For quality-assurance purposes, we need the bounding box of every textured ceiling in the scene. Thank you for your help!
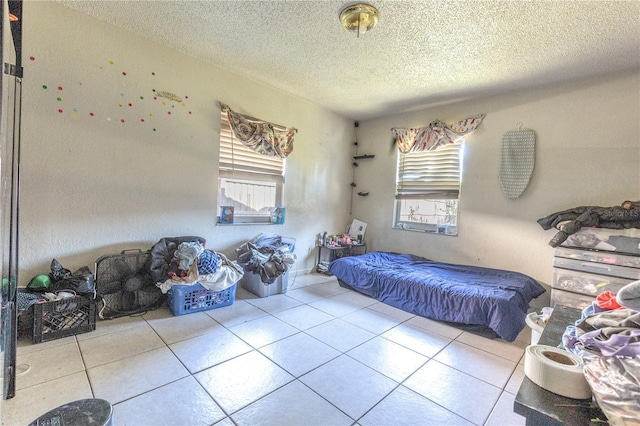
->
[57,0,640,120]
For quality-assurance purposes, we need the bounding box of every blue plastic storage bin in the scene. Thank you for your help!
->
[167,282,236,316]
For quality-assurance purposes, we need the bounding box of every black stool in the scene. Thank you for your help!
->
[29,398,113,426]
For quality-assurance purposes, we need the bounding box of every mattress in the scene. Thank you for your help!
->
[328,251,545,341]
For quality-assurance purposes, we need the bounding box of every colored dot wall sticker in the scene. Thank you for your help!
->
[109,60,114,64]
[42,85,47,89]
[29,56,35,61]
[57,97,62,101]
[58,86,63,91]
[90,113,95,117]
[121,119,125,123]
[122,72,127,76]
[58,109,63,113]
[140,96,144,100]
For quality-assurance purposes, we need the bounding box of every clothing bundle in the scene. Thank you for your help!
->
[149,236,243,293]
[236,233,296,284]
[562,298,640,425]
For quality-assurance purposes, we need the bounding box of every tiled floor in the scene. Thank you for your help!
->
[3,273,530,425]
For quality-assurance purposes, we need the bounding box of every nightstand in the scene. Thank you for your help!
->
[316,244,367,274]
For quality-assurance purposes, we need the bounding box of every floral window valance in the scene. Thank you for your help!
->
[391,114,485,153]
[220,103,297,158]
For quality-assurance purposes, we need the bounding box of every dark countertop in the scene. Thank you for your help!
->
[513,305,608,425]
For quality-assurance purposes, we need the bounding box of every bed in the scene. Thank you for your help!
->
[328,251,545,342]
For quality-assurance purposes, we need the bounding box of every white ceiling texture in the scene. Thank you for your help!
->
[57,0,640,121]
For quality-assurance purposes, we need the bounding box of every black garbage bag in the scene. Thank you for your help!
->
[49,259,95,296]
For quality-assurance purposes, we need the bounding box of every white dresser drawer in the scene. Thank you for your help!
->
[551,289,595,310]
[553,256,640,280]
[552,267,632,296]
[554,247,640,269]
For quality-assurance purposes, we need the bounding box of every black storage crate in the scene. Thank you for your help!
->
[32,296,97,343]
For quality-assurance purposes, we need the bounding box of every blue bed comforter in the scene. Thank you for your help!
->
[328,251,545,341]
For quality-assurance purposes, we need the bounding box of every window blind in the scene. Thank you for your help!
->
[219,111,284,180]
[395,142,462,200]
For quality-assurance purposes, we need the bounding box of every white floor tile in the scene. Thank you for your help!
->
[204,299,269,327]
[170,327,253,373]
[505,364,525,395]
[347,336,428,382]
[1,371,93,426]
[79,323,165,368]
[112,376,225,426]
[485,391,526,426]
[195,350,294,414]
[78,314,147,341]
[331,290,378,308]
[12,273,546,426]
[341,308,402,334]
[299,355,397,420]
[88,346,189,404]
[381,323,452,357]
[366,302,415,322]
[286,282,348,304]
[17,334,77,355]
[229,315,299,348]
[359,385,473,426]
[309,297,366,318]
[145,310,223,344]
[291,273,337,288]
[272,304,333,330]
[434,341,517,388]
[305,318,375,352]
[16,341,84,390]
[405,315,463,339]
[244,294,303,314]
[405,360,501,425]
[213,418,235,426]
[232,380,353,426]
[455,331,526,362]
[259,333,340,377]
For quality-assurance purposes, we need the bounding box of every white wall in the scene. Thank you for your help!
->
[352,71,640,308]
[18,3,640,306]
[18,2,354,283]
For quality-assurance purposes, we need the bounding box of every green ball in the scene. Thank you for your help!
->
[29,274,52,289]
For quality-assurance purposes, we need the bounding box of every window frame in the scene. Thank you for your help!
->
[393,142,463,234]
[217,111,286,224]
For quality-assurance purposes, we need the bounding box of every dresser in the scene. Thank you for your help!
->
[551,245,640,309]
[514,305,607,425]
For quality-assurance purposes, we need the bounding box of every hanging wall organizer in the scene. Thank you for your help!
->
[499,122,536,199]
[350,122,374,214]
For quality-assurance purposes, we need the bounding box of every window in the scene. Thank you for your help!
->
[393,142,463,234]
[218,111,285,223]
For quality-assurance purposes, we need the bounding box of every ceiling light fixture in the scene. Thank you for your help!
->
[339,3,379,38]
